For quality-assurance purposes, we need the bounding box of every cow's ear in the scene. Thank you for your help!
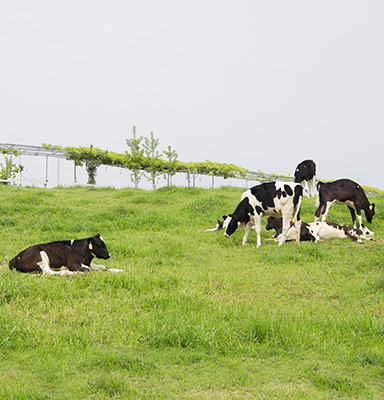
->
[222,215,227,220]
[89,242,93,250]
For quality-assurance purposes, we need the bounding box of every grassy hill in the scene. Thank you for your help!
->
[0,185,383,399]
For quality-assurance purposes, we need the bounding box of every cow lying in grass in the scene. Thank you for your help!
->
[9,234,123,275]
[266,217,374,244]
[308,221,375,243]
[265,216,316,242]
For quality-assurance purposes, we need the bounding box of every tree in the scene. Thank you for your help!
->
[142,132,162,190]
[0,148,23,185]
[126,126,144,189]
[163,145,178,186]
[85,145,101,185]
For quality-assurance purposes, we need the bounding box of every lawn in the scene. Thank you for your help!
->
[0,185,383,399]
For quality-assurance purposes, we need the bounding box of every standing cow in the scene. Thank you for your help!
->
[315,178,375,229]
[223,181,303,247]
[294,159,316,197]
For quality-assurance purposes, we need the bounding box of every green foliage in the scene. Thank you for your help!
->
[125,125,144,188]
[2,186,384,398]
[163,145,178,186]
[142,131,162,190]
[42,141,253,188]
[0,147,23,184]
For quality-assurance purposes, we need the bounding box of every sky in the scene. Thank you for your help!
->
[1,0,384,189]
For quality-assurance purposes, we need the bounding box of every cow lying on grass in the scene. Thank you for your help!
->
[265,216,316,242]
[9,234,123,275]
[266,217,374,244]
[308,221,375,244]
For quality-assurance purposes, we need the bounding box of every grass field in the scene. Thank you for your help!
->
[0,184,383,399]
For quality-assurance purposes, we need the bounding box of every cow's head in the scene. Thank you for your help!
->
[223,214,241,238]
[89,234,111,259]
[365,203,375,223]
[265,216,282,232]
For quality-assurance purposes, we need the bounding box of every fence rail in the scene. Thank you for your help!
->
[1,143,294,189]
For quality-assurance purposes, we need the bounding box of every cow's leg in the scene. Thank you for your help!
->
[321,201,334,222]
[90,263,123,273]
[66,263,91,273]
[38,251,74,276]
[255,220,262,248]
[309,177,315,197]
[314,202,323,221]
[348,206,359,229]
[293,219,302,245]
[304,180,310,198]
[90,263,108,271]
[242,222,254,246]
[278,214,291,246]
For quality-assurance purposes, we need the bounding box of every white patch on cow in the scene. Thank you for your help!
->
[335,200,356,209]
[360,226,374,236]
[90,263,123,273]
[81,264,91,272]
[71,240,75,245]
[38,251,63,275]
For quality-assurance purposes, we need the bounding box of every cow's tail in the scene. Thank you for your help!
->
[293,185,303,222]
[315,181,323,208]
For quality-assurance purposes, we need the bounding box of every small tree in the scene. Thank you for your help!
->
[0,148,23,185]
[142,132,162,190]
[85,145,101,185]
[126,126,144,189]
[163,145,178,186]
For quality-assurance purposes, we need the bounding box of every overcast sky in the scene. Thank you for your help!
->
[1,1,384,189]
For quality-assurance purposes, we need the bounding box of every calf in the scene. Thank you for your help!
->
[9,234,121,275]
[315,179,375,229]
[265,216,316,241]
[308,221,375,243]
[223,181,303,247]
[294,159,316,197]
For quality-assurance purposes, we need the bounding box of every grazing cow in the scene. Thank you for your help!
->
[315,179,375,229]
[223,181,303,247]
[265,216,316,242]
[308,221,375,244]
[9,234,122,275]
[294,159,316,197]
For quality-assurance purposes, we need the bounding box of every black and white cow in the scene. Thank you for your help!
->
[265,216,316,242]
[308,221,375,243]
[223,182,303,247]
[315,179,375,229]
[9,234,122,275]
[294,159,316,197]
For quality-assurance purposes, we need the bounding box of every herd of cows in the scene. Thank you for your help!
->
[207,159,376,246]
[7,159,377,276]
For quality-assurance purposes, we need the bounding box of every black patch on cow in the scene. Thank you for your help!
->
[255,205,263,215]
[225,197,254,237]
[284,185,293,197]
[294,160,316,183]
[250,182,277,211]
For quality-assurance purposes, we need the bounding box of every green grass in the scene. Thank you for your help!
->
[1,184,384,399]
